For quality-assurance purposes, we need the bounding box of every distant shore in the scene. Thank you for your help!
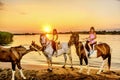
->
[0,63,120,80]
[13,30,120,35]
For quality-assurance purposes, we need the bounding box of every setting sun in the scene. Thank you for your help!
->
[43,25,52,33]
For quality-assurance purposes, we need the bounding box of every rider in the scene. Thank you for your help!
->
[52,29,58,42]
[87,27,97,57]
[52,29,60,56]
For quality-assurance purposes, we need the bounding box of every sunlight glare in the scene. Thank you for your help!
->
[43,25,52,33]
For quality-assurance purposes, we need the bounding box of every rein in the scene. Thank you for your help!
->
[30,45,41,55]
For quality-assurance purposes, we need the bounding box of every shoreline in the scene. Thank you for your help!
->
[0,63,120,80]
[0,62,120,71]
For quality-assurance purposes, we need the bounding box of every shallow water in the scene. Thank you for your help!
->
[3,34,120,70]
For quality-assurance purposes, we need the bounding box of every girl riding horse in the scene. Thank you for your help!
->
[70,32,111,74]
[34,33,74,72]
[86,27,97,57]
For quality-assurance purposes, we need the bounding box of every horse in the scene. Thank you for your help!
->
[70,32,111,74]
[31,34,74,72]
[0,42,37,80]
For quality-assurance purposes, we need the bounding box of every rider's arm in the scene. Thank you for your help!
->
[55,34,58,41]
[53,34,58,41]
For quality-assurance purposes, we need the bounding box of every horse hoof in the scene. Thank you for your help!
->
[47,68,52,72]
[87,72,90,75]
[22,77,26,80]
[79,71,82,73]
[70,67,74,71]
[97,72,100,74]
[62,66,65,68]
[79,69,83,73]
[70,66,73,69]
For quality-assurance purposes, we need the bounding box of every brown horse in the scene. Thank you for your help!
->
[70,32,88,66]
[0,43,37,80]
[70,32,111,74]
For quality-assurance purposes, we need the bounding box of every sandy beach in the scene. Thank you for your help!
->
[0,63,120,80]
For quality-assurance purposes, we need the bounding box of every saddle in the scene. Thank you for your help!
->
[51,40,57,51]
[86,41,97,49]
[51,40,61,56]
[90,41,97,49]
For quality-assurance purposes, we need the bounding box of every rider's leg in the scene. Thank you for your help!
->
[88,42,94,55]
[88,42,92,51]
[55,42,61,57]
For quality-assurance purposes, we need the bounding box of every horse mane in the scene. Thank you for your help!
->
[10,45,27,55]
[13,45,24,48]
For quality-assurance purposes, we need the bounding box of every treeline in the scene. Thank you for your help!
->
[13,30,120,35]
[59,30,120,35]
[14,33,39,35]
[0,31,13,45]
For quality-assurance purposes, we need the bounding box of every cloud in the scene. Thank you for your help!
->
[0,1,4,10]
[0,1,4,6]
[19,12,27,15]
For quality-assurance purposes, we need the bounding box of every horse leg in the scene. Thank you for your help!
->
[83,56,90,75]
[80,57,83,65]
[11,62,16,80]
[84,56,88,65]
[79,57,83,73]
[97,59,106,74]
[85,58,90,75]
[101,58,109,72]
[47,57,52,72]
[68,52,73,68]
[17,61,26,79]
[62,53,67,68]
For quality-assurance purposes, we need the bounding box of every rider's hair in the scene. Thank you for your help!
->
[53,29,58,35]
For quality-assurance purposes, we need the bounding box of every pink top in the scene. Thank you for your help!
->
[90,33,95,39]
[89,33,95,43]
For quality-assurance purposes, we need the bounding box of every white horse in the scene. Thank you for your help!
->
[31,34,74,71]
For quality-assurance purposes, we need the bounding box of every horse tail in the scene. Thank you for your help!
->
[108,53,111,70]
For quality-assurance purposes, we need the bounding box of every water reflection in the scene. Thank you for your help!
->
[4,34,120,70]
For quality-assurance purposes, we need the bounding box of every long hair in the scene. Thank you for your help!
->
[89,27,96,34]
[53,29,58,35]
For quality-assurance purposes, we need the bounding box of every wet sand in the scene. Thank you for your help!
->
[0,63,120,80]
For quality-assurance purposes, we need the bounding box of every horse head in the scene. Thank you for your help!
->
[40,33,48,46]
[29,41,42,51]
[69,32,79,45]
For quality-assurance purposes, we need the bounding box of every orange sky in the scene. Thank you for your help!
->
[0,0,120,33]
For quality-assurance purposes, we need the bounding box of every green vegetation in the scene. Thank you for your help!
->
[13,30,120,35]
[0,31,13,45]
[59,30,120,35]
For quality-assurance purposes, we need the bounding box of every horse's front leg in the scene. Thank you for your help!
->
[62,53,67,68]
[83,56,90,75]
[68,52,73,68]
[47,57,52,72]
[79,57,83,73]
[17,61,26,79]
[11,62,16,80]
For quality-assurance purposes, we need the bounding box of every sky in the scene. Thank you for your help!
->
[0,0,120,33]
